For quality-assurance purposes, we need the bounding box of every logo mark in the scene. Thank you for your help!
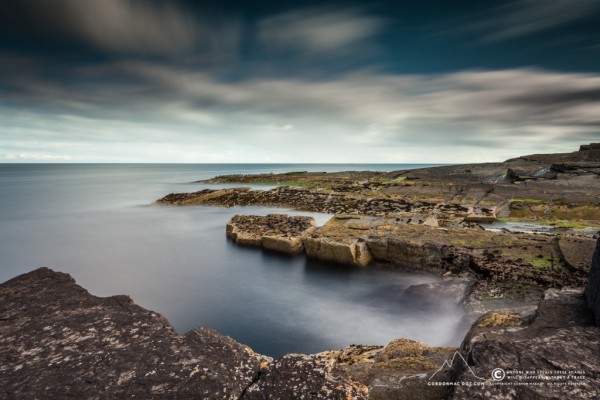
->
[429,351,486,381]
[491,368,506,381]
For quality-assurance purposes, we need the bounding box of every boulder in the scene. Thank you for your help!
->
[557,236,597,272]
[451,288,600,399]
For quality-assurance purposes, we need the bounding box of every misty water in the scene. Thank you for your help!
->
[0,163,467,357]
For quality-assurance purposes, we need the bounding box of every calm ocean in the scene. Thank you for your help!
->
[0,163,467,357]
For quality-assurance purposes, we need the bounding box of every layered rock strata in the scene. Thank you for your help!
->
[226,213,596,288]
[226,214,316,255]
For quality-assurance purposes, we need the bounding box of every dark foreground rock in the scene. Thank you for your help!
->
[0,268,363,400]
[242,353,368,399]
[451,288,600,399]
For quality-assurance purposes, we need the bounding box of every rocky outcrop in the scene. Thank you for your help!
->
[158,186,418,215]
[368,339,457,400]
[157,186,498,226]
[585,238,600,325]
[462,280,543,324]
[242,353,368,399]
[320,340,457,400]
[224,212,595,287]
[159,146,600,239]
[226,214,316,255]
[191,144,600,207]
[302,215,592,287]
[0,268,270,399]
[304,236,373,267]
[0,268,364,400]
[451,288,600,399]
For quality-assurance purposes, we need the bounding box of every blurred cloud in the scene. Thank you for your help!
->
[1,55,599,162]
[17,0,240,57]
[259,8,385,55]
[470,0,600,43]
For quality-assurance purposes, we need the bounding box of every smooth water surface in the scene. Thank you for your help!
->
[0,163,466,357]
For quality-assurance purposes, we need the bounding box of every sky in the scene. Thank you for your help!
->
[1,0,600,163]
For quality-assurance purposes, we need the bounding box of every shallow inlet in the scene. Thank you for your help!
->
[0,164,466,358]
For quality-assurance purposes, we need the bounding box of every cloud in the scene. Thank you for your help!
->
[18,0,240,57]
[1,57,600,162]
[470,0,600,43]
[258,8,385,57]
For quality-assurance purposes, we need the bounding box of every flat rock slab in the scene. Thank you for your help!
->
[226,214,317,254]
[306,215,593,286]
[0,268,271,400]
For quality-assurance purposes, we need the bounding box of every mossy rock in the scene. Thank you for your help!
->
[373,338,457,373]
[477,312,524,328]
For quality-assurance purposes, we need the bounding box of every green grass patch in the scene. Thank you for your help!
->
[511,198,545,204]
[531,256,555,269]
[250,180,330,189]
[548,220,596,229]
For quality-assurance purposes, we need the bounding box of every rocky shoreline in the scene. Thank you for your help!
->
[1,240,599,399]
[157,144,600,327]
[2,144,600,398]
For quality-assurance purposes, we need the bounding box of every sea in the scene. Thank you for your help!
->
[0,163,468,358]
